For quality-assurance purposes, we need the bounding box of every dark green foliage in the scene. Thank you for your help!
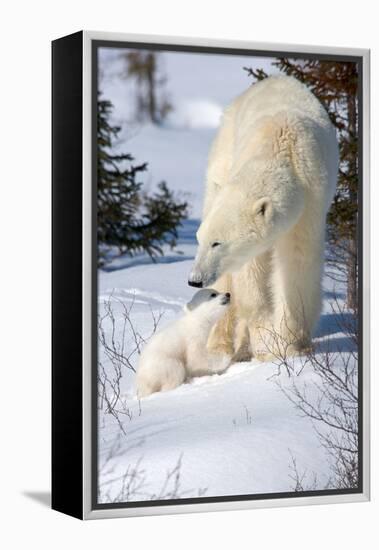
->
[244,60,358,309]
[97,97,188,266]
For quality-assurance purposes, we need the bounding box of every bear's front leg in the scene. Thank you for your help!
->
[206,306,235,357]
[269,219,325,359]
[246,304,313,362]
[206,273,235,358]
[232,319,252,362]
[233,251,273,361]
[206,352,232,374]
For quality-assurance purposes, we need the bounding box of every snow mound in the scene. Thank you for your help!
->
[97,232,356,503]
[167,98,223,129]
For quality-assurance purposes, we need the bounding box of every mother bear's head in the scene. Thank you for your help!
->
[188,188,275,288]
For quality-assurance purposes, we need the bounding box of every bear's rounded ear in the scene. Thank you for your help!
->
[183,303,192,313]
[252,197,272,219]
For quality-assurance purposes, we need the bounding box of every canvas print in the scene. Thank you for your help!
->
[95,44,360,506]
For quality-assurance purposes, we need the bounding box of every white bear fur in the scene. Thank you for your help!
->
[136,293,231,397]
[189,75,339,359]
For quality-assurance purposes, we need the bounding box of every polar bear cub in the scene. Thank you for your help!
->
[136,289,231,397]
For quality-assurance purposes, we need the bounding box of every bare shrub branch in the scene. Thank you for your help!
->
[288,451,332,492]
[98,453,207,504]
[98,293,163,433]
[261,295,359,490]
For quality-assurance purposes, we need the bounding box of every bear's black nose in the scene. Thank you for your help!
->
[188,280,203,288]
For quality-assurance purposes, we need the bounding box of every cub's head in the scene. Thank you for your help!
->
[184,289,231,322]
[188,188,274,288]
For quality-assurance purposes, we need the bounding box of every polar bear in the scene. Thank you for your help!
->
[136,289,231,397]
[188,75,339,360]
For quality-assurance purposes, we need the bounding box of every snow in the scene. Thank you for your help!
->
[97,221,354,503]
[96,48,356,504]
[165,98,223,129]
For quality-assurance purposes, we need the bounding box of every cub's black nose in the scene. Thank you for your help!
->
[225,292,231,298]
[188,280,203,288]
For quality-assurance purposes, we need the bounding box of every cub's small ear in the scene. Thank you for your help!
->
[183,303,193,313]
[252,197,272,219]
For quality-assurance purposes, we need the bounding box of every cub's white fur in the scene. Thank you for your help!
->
[136,290,231,397]
[188,75,339,359]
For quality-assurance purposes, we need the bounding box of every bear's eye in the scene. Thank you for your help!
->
[211,241,221,248]
[210,293,217,298]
